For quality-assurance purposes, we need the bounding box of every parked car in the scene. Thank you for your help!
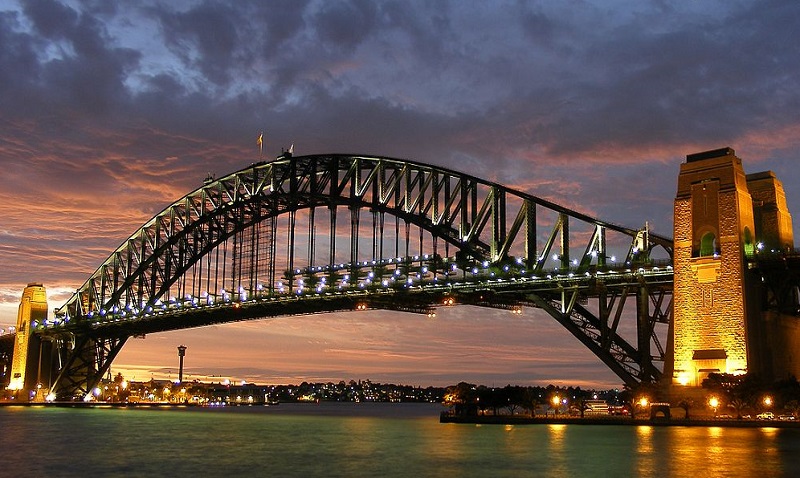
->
[777,414,796,421]
[757,412,774,420]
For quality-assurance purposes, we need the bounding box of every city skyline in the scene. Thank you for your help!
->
[2,1,800,389]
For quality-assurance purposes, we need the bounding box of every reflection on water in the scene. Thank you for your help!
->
[636,426,655,476]
[706,426,726,473]
[1,404,799,477]
[667,426,788,478]
[544,424,568,475]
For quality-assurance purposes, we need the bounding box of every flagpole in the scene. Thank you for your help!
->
[257,132,264,159]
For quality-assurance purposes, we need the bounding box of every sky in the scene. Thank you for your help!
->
[1,0,799,390]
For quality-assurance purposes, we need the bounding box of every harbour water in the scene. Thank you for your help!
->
[2,402,800,477]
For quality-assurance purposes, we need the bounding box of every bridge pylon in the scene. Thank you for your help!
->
[669,147,797,390]
[8,283,49,400]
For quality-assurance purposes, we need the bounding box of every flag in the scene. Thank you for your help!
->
[257,132,263,157]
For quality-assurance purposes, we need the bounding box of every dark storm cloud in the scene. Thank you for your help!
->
[1,0,140,117]
[311,0,379,53]
[1,0,798,163]
[0,12,45,109]
[541,0,800,155]
[155,1,250,87]
[23,0,79,39]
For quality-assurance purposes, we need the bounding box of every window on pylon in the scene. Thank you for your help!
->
[700,232,717,257]
[743,227,754,256]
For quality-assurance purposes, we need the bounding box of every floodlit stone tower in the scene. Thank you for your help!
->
[8,283,48,396]
[671,147,796,387]
[746,171,794,253]
[671,148,756,386]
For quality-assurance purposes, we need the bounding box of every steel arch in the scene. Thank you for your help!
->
[42,153,673,399]
[55,153,671,322]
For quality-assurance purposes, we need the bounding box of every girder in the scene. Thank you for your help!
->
[750,253,800,314]
[47,334,127,400]
[36,153,674,398]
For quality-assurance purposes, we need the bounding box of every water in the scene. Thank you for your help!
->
[2,403,800,477]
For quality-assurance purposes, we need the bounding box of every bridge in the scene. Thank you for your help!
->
[2,148,797,401]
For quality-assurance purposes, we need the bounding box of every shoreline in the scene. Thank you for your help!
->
[3,401,799,429]
[0,401,206,409]
[440,413,800,428]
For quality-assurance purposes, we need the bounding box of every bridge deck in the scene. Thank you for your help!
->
[36,264,673,337]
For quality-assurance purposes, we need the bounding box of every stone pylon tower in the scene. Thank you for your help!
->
[8,283,48,397]
[746,171,794,253]
[671,147,795,387]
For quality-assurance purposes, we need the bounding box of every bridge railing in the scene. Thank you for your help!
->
[38,254,673,331]
[745,247,800,262]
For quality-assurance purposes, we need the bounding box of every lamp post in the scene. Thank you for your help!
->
[709,397,720,417]
[637,397,649,418]
[177,345,187,384]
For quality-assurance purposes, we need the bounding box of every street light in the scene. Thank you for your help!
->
[709,397,720,416]
[552,395,561,416]
[637,397,649,418]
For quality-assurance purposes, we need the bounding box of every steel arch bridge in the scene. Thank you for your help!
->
[35,152,674,400]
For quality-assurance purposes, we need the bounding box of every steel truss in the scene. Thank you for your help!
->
[41,153,673,399]
[46,334,127,401]
[750,254,800,314]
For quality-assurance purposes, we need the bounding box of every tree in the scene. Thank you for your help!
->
[676,397,694,419]
[620,381,660,418]
[785,399,800,419]
[574,397,593,418]
[476,386,505,415]
[521,387,541,417]
[447,382,479,416]
[728,397,748,419]
[502,385,530,415]
[772,376,800,408]
[110,372,130,402]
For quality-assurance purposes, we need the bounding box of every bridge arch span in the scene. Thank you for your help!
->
[40,153,672,400]
[56,153,670,322]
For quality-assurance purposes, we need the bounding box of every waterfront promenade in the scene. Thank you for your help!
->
[4,400,799,429]
[440,412,800,428]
